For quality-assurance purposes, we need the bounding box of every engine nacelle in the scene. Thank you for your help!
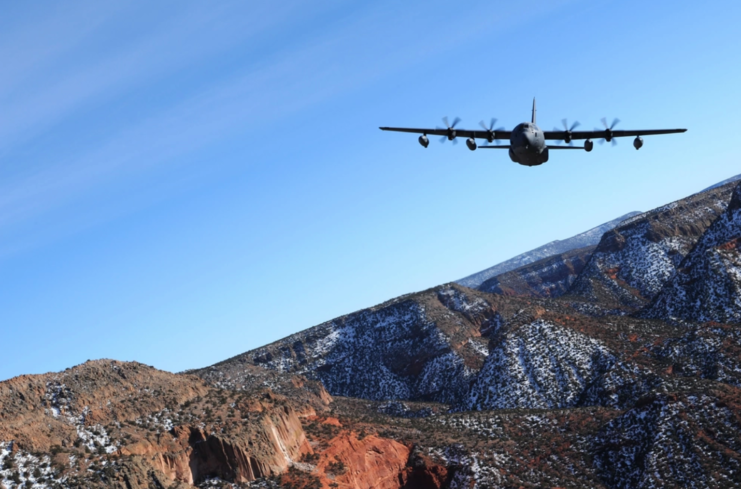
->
[584,139,594,152]
[466,137,477,151]
[633,136,643,150]
[419,135,429,148]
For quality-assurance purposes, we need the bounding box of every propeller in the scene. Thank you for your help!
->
[479,118,505,143]
[597,117,620,146]
[437,116,461,144]
[554,119,581,145]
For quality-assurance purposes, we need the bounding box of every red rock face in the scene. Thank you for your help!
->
[313,432,411,489]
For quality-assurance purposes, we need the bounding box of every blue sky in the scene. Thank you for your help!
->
[1,0,740,380]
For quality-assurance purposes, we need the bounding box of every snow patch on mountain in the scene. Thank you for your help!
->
[465,320,616,410]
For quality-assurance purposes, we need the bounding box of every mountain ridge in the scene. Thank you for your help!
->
[456,211,641,288]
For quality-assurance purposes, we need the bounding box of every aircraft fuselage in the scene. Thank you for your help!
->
[509,122,548,167]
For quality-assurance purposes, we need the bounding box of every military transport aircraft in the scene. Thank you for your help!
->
[379,99,686,167]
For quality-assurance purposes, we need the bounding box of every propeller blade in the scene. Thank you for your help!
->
[489,118,496,130]
[601,117,608,129]
[451,117,461,128]
[439,135,448,143]
[610,118,620,130]
[611,138,618,147]
[452,138,459,145]
[443,116,450,128]
[562,119,581,132]
[479,120,488,131]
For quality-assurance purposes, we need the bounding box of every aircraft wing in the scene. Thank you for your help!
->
[543,128,687,140]
[379,126,512,141]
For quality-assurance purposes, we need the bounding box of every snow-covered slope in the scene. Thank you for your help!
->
[202,284,504,404]
[463,318,660,411]
[457,212,640,288]
[643,183,741,323]
[465,319,614,410]
[477,245,595,297]
[568,181,737,308]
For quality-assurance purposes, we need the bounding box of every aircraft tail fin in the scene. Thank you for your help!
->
[531,98,536,124]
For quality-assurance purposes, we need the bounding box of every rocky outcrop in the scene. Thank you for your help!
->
[120,409,311,484]
[568,181,737,308]
[643,183,741,323]
[478,245,596,297]
[457,212,640,288]
[312,432,410,489]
